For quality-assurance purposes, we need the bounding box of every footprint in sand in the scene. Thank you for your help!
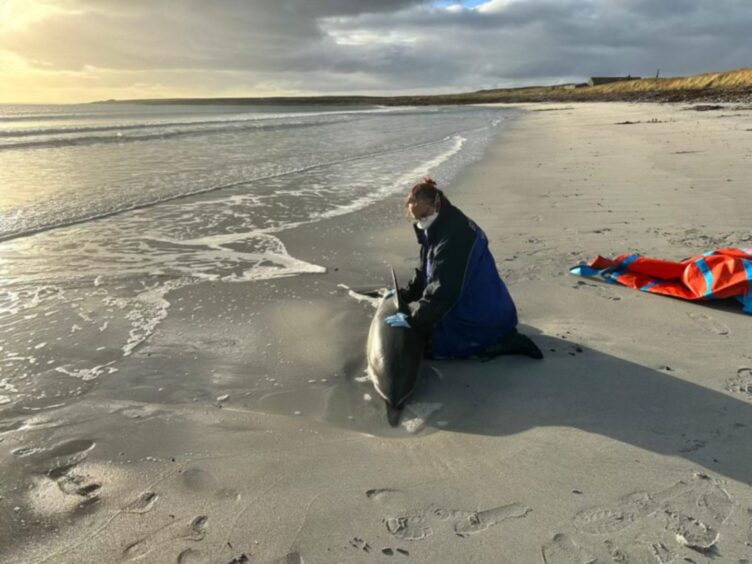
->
[123,491,159,514]
[364,487,408,511]
[385,513,434,541]
[572,507,638,535]
[661,474,733,521]
[214,487,241,502]
[541,534,596,564]
[177,548,204,564]
[453,503,532,536]
[365,488,401,500]
[123,515,208,560]
[23,440,103,516]
[26,468,102,516]
[385,503,531,541]
[678,438,706,453]
[572,479,704,537]
[569,475,734,560]
[694,479,734,525]
[56,470,102,508]
[180,466,220,492]
[662,510,719,551]
[179,515,209,541]
[726,368,752,399]
[33,438,96,476]
[687,312,729,336]
[644,541,678,564]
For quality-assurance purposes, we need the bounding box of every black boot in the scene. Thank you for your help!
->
[483,329,543,360]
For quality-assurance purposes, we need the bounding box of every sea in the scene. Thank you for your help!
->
[0,102,515,413]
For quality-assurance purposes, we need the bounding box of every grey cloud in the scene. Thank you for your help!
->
[4,0,423,72]
[323,0,752,84]
[2,0,751,96]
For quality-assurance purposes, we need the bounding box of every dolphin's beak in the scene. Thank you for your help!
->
[386,402,402,427]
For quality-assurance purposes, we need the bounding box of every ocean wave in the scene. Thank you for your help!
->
[0,106,455,151]
[0,112,102,123]
[0,116,366,151]
[0,108,389,139]
[0,106,475,143]
[0,119,245,138]
[0,104,420,129]
[0,131,481,244]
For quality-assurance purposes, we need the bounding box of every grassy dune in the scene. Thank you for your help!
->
[433,67,752,104]
[593,67,752,92]
[102,67,752,106]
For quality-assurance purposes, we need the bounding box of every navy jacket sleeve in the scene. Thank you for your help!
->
[408,226,476,334]
[402,267,425,303]
[401,227,427,303]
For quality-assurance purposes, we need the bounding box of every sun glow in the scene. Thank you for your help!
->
[0,0,64,33]
[0,1,95,103]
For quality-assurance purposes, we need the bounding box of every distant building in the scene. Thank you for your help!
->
[560,83,589,90]
[588,76,641,86]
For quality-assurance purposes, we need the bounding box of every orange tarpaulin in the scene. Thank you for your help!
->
[570,247,752,313]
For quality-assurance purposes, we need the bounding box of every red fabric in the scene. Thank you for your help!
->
[588,248,752,301]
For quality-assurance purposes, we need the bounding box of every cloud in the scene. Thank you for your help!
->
[1,0,751,102]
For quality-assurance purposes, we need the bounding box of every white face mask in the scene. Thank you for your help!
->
[416,211,439,230]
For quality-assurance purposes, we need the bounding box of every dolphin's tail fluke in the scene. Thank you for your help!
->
[385,401,402,427]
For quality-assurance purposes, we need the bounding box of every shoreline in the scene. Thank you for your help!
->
[2,102,752,563]
[91,67,752,106]
[91,91,752,107]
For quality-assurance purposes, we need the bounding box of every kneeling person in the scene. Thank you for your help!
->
[386,178,542,360]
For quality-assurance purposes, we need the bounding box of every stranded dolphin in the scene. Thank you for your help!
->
[366,268,425,427]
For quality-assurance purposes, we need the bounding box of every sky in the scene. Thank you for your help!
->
[0,0,750,103]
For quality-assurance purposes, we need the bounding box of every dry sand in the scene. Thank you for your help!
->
[1,102,751,563]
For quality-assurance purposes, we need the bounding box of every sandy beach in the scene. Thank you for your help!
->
[2,102,751,563]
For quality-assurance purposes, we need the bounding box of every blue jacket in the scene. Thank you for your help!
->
[403,194,518,358]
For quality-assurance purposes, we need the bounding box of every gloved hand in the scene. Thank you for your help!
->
[385,312,411,328]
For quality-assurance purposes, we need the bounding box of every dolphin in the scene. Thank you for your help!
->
[366,268,425,427]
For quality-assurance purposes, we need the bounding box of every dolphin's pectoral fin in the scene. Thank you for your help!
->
[385,402,402,427]
[350,288,384,298]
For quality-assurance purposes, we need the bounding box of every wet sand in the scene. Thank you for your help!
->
[2,102,752,563]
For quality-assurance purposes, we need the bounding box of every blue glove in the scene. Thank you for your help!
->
[383,288,395,298]
[385,312,411,328]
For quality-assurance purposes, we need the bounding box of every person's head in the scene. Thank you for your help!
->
[405,177,442,222]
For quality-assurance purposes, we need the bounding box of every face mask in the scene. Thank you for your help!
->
[416,211,439,230]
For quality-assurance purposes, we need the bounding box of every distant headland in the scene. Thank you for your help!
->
[97,67,752,106]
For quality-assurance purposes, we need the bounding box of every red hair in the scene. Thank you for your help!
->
[407,177,441,206]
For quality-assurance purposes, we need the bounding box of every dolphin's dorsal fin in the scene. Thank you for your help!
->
[390,266,406,312]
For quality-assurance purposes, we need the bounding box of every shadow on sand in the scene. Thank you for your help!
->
[415,325,752,486]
